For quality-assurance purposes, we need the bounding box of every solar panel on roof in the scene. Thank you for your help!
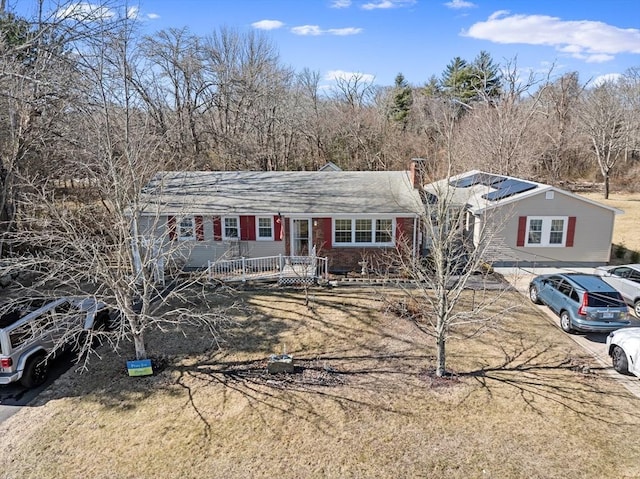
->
[450,173,482,188]
[451,173,507,188]
[482,179,537,201]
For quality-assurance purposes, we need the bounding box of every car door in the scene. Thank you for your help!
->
[554,279,577,315]
[603,267,633,303]
[539,276,563,313]
[626,269,640,304]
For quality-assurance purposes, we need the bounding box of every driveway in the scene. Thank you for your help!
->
[495,266,640,399]
[0,352,76,424]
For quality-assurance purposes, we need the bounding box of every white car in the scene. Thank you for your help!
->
[594,264,640,317]
[606,327,640,377]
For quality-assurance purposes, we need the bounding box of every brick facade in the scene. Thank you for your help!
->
[313,217,417,274]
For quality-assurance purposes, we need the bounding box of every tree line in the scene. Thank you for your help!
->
[2,3,640,213]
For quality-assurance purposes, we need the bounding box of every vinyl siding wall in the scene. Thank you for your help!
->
[138,215,285,269]
[138,214,417,272]
[483,190,615,266]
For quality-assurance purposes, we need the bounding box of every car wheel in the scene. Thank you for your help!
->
[560,311,574,333]
[634,300,640,318]
[529,285,542,304]
[20,353,48,389]
[612,345,629,374]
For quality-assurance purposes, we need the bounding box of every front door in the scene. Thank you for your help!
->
[292,219,311,256]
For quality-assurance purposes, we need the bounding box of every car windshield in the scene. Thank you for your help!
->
[587,291,625,308]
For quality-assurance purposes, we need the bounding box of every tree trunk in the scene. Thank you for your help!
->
[436,331,446,377]
[133,332,147,360]
[604,173,610,200]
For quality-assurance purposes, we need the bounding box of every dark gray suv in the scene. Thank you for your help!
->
[529,273,633,333]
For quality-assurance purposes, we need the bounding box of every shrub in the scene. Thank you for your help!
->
[630,250,640,264]
[614,243,627,259]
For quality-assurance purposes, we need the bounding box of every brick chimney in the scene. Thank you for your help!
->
[409,158,426,189]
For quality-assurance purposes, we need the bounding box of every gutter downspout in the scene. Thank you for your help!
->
[413,216,418,261]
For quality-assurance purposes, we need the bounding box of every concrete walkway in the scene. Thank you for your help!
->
[495,266,640,399]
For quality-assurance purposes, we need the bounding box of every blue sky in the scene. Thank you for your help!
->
[16,0,640,87]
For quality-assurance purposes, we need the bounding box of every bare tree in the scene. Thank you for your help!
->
[534,72,587,182]
[0,2,85,239]
[453,59,551,177]
[577,80,628,198]
[618,68,640,175]
[2,3,233,364]
[199,27,295,171]
[386,108,516,377]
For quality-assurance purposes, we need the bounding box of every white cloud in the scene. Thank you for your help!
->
[361,0,416,10]
[147,13,160,20]
[463,12,640,63]
[331,0,352,7]
[488,10,510,21]
[583,54,615,63]
[325,70,376,83]
[291,25,362,36]
[327,27,363,35]
[252,19,285,31]
[292,25,323,36]
[127,6,138,19]
[55,2,114,21]
[444,0,477,9]
[591,73,622,86]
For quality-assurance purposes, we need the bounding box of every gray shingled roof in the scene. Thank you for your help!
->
[425,170,622,214]
[138,170,424,216]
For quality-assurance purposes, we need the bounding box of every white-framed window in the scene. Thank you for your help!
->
[178,217,195,241]
[223,216,239,240]
[333,218,394,246]
[256,216,274,241]
[525,216,567,247]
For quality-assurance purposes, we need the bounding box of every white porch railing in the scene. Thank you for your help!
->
[208,253,329,284]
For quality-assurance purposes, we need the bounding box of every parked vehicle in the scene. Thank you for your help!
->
[529,273,632,333]
[0,297,110,388]
[606,327,640,376]
[594,264,640,317]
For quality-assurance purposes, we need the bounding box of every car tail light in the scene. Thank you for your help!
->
[0,357,12,368]
[578,293,588,316]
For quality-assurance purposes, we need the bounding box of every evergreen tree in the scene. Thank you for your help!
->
[440,56,475,105]
[440,52,502,105]
[423,75,441,97]
[389,72,413,127]
[471,50,501,101]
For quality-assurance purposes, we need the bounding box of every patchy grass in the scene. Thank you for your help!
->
[1,286,640,479]
[580,191,640,261]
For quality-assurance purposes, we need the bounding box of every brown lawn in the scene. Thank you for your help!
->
[580,191,640,258]
[1,286,640,479]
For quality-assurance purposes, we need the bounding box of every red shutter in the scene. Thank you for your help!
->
[322,218,332,250]
[240,216,256,241]
[195,216,204,241]
[213,216,222,241]
[168,216,176,241]
[516,216,527,247]
[274,215,283,241]
[566,216,576,247]
[396,218,405,243]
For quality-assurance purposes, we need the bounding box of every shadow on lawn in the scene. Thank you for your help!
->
[168,349,434,439]
[25,285,640,442]
[459,339,640,425]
